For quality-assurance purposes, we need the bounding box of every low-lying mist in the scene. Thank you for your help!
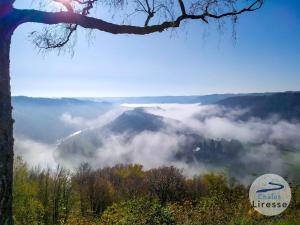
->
[14,103,300,184]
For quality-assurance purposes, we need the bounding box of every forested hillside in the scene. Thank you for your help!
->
[13,157,300,225]
[216,92,300,121]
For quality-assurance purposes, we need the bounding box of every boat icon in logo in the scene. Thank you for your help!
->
[256,181,284,193]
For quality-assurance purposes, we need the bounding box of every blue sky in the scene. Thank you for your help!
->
[11,0,300,97]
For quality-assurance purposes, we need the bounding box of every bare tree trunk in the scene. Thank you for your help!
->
[0,25,14,225]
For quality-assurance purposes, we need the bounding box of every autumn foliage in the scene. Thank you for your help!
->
[13,157,300,225]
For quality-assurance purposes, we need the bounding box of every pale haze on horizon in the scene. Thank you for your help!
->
[10,0,300,97]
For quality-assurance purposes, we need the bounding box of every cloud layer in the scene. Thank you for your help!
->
[14,136,58,169]
[15,103,300,183]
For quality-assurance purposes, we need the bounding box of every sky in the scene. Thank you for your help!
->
[10,0,300,97]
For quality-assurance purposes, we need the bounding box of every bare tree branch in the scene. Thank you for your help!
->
[178,0,186,15]
[15,0,263,35]
[29,0,98,49]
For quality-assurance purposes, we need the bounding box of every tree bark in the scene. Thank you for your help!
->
[0,22,14,225]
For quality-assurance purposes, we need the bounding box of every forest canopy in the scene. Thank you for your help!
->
[13,156,300,225]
